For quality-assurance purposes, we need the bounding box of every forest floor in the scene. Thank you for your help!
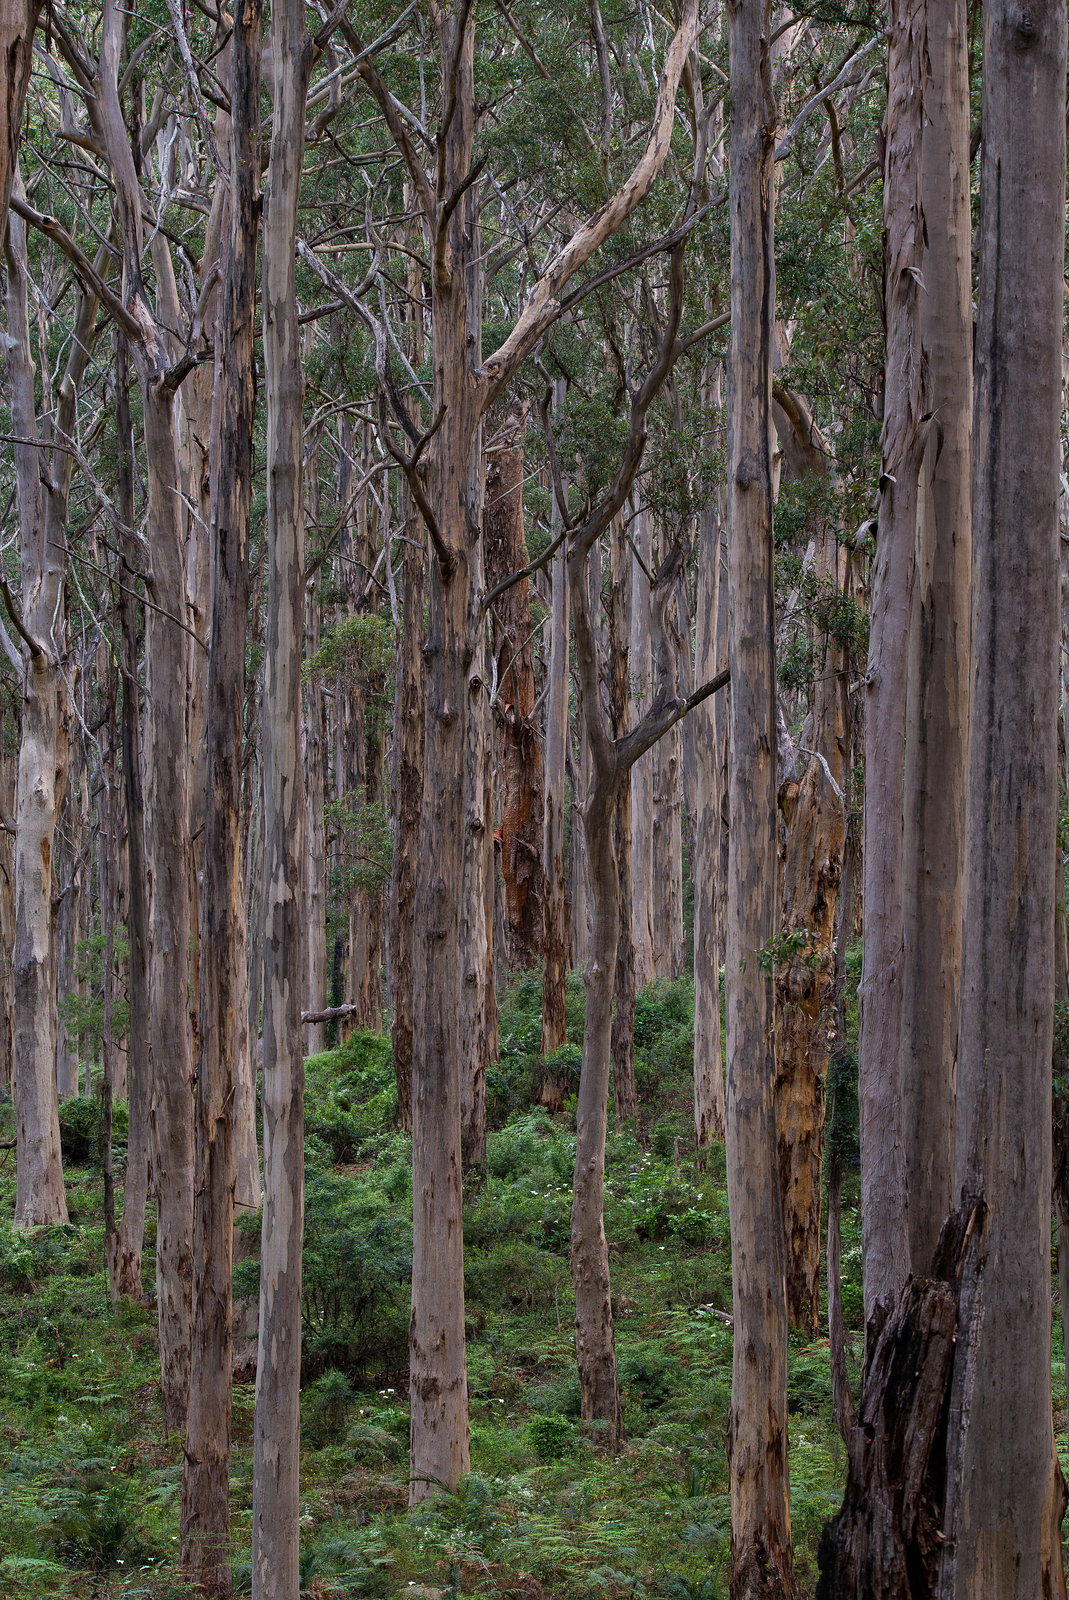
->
[1,969,1060,1600]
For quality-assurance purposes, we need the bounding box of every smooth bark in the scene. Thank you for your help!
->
[939,0,1068,1589]
[253,2,310,1592]
[181,7,261,1588]
[724,0,795,1590]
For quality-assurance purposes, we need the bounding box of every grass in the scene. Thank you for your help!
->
[0,971,864,1599]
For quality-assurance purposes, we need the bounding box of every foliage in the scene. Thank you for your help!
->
[58,932,130,1065]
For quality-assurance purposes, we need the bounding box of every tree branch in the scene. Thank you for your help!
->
[479,0,699,402]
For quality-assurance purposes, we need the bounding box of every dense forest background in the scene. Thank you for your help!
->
[0,0,1065,1596]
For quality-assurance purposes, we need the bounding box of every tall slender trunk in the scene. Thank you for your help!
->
[938,0,1068,1590]
[111,334,150,1300]
[7,188,99,1227]
[609,517,637,1123]
[692,505,726,1144]
[629,505,655,989]
[569,554,625,1445]
[900,0,971,1275]
[858,0,926,1328]
[181,9,261,1589]
[252,3,310,1594]
[389,510,424,1134]
[542,529,571,1057]
[724,0,795,1590]
[303,582,328,1057]
[461,531,494,1173]
[774,758,844,1330]
[486,399,545,970]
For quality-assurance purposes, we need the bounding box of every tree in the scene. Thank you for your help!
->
[723,0,796,1588]
[180,1,261,1589]
[938,0,1068,1588]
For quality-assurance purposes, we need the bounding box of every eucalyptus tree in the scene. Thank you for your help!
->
[538,250,730,1439]
[723,0,796,1587]
[295,0,701,1497]
[180,0,262,1588]
[4,194,103,1228]
[938,0,1067,1587]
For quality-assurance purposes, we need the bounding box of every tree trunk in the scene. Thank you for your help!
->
[692,506,726,1144]
[542,535,571,1057]
[389,509,423,1134]
[181,8,261,1588]
[775,757,844,1331]
[858,0,925,1329]
[7,188,94,1227]
[302,583,328,1058]
[569,549,625,1449]
[111,333,151,1301]
[724,0,795,1589]
[461,537,494,1174]
[486,398,545,971]
[629,505,656,990]
[252,3,309,1592]
[0,3,40,235]
[939,1,1068,1589]
[608,516,637,1124]
[900,0,971,1276]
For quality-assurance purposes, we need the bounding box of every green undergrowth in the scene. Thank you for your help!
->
[0,974,862,1599]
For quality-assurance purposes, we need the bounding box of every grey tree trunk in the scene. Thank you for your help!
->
[181,7,261,1589]
[111,334,151,1301]
[7,193,76,1228]
[900,0,972,1275]
[858,0,925,1329]
[692,506,726,1144]
[724,0,796,1590]
[542,538,571,1057]
[389,508,424,1134]
[938,0,1068,1590]
[629,505,656,989]
[252,3,310,1594]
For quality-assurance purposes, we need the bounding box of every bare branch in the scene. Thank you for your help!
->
[9,194,139,338]
[479,0,699,401]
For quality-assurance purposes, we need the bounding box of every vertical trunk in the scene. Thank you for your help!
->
[7,192,94,1227]
[461,538,494,1173]
[181,9,261,1590]
[692,505,726,1144]
[629,505,656,989]
[724,0,795,1590]
[858,0,925,1327]
[485,399,546,970]
[0,742,15,1097]
[141,365,195,1431]
[542,537,571,1056]
[0,3,40,233]
[408,12,479,1501]
[252,3,309,1592]
[774,758,844,1331]
[939,0,1068,1591]
[569,552,625,1448]
[652,712,684,980]
[54,811,83,1102]
[303,584,328,1057]
[608,517,637,1123]
[900,0,972,1276]
[389,509,424,1134]
[111,334,151,1301]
